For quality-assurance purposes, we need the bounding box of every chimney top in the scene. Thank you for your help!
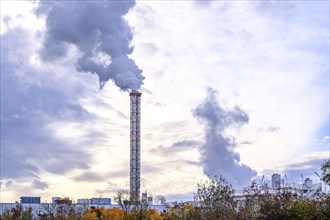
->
[130,90,142,96]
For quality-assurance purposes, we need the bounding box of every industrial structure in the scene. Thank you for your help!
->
[234,174,323,202]
[141,192,154,206]
[271,173,281,189]
[129,90,142,203]
[0,196,165,217]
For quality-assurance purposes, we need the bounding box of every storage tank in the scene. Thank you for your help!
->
[154,195,166,205]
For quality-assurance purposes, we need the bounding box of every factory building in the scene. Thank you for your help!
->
[90,198,111,205]
[141,192,154,206]
[20,197,40,204]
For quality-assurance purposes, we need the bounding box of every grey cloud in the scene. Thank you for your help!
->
[149,140,199,155]
[147,101,165,108]
[74,168,129,183]
[2,150,40,180]
[133,3,157,29]
[257,126,281,133]
[140,43,159,54]
[94,182,123,195]
[2,15,12,26]
[142,164,161,174]
[1,28,103,181]
[153,102,165,107]
[6,180,13,188]
[74,172,106,183]
[115,110,128,120]
[263,157,326,184]
[149,145,168,154]
[109,169,129,179]
[0,179,13,189]
[36,0,144,91]
[160,121,189,133]
[32,179,48,190]
[141,87,153,95]
[92,99,113,109]
[144,133,153,140]
[81,130,109,147]
[194,0,212,7]
[185,160,200,166]
[266,126,281,132]
[92,99,128,119]
[193,88,256,187]
[240,141,255,145]
[154,70,165,78]
[172,140,201,148]
[254,1,294,17]
[194,1,232,14]
[284,158,326,173]
[216,27,234,37]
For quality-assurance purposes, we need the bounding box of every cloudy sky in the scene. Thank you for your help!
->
[1,0,329,203]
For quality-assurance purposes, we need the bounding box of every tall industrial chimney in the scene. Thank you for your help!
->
[130,90,141,203]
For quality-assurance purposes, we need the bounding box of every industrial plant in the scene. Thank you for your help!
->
[0,91,327,218]
[0,174,324,216]
[233,173,323,201]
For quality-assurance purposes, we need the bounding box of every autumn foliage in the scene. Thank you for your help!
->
[81,206,162,220]
[82,207,126,220]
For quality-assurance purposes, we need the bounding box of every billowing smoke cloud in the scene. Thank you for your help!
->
[36,0,144,91]
[193,88,256,186]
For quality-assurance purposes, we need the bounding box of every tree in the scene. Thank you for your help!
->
[0,202,33,220]
[165,204,201,220]
[321,158,330,186]
[287,199,324,220]
[194,176,237,220]
[82,207,126,220]
[114,190,133,213]
[39,197,86,220]
[256,189,297,220]
[129,208,162,220]
[236,180,263,219]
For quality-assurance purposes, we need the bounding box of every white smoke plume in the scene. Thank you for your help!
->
[193,88,257,186]
[36,0,144,91]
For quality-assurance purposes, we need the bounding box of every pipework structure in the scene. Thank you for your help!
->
[130,90,141,203]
